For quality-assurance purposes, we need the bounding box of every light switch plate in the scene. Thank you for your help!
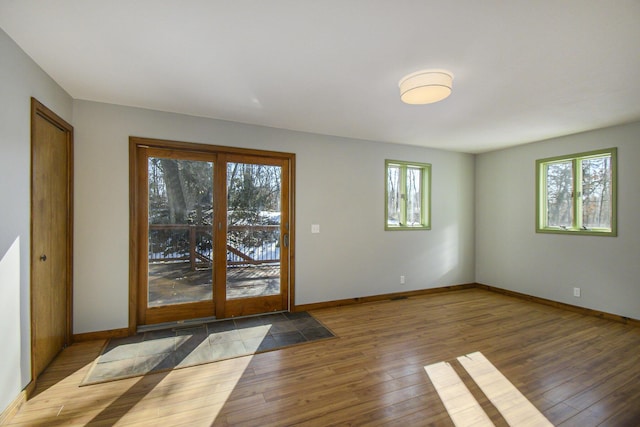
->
[311,224,320,233]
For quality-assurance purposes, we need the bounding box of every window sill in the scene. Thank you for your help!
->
[536,227,616,237]
[385,225,431,231]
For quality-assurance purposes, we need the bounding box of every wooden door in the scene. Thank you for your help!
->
[130,138,295,328]
[30,98,73,379]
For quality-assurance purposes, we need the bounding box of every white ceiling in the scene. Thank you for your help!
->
[2,1,640,153]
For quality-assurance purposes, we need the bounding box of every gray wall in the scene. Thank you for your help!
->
[476,122,640,320]
[0,29,73,415]
[72,100,476,333]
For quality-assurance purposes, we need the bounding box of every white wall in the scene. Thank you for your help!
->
[476,122,640,320]
[0,29,73,415]
[72,100,476,333]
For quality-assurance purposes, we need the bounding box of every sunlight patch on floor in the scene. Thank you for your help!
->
[424,361,494,426]
[125,349,256,425]
[457,351,553,427]
[425,351,554,427]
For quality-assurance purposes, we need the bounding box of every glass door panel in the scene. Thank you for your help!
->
[226,162,282,300]
[132,138,293,326]
[147,157,214,307]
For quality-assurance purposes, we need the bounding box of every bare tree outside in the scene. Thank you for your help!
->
[147,158,214,306]
[406,167,422,226]
[146,158,285,306]
[582,156,612,229]
[387,165,400,225]
[226,162,282,299]
[543,153,613,231]
[545,161,573,228]
[386,161,430,229]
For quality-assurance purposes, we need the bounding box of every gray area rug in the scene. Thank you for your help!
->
[81,311,335,385]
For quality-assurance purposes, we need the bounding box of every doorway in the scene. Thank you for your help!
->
[130,138,295,329]
[30,98,73,380]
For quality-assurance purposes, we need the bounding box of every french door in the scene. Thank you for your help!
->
[130,138,294,327]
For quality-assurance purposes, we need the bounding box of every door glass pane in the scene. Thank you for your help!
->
[545,161,573,228]
[387,165,401,226]
[581,155,612,229]
[148,157,214,307]
[226,162,281,299]
[406,167,422,226]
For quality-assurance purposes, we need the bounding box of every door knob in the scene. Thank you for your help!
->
[40,254,47,261]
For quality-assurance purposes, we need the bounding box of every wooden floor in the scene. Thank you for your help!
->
[6,289,640,426]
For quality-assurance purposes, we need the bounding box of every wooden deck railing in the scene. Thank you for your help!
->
[148,224,280,270]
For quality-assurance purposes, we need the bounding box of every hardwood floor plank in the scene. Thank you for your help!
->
[7,289,640,426]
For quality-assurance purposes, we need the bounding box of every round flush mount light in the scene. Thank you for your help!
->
[399,69,454,104]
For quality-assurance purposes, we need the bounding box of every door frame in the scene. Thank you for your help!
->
[128,137,296,333]
[30,98,74,381]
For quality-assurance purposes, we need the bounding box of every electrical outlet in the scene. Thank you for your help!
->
[400,275,405,285]
[573,287,581,297]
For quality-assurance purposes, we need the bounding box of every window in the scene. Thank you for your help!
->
[536,147,617,236]
[385,160,431,230]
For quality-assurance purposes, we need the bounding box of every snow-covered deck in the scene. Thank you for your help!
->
[148,262,280,307]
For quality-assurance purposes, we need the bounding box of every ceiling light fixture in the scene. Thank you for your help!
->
[399,69,454,105]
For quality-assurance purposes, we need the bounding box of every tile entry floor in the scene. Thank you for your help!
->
[82,311,335,385]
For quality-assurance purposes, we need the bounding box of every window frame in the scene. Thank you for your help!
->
[385,159,431,231]
[536,147,617,236]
